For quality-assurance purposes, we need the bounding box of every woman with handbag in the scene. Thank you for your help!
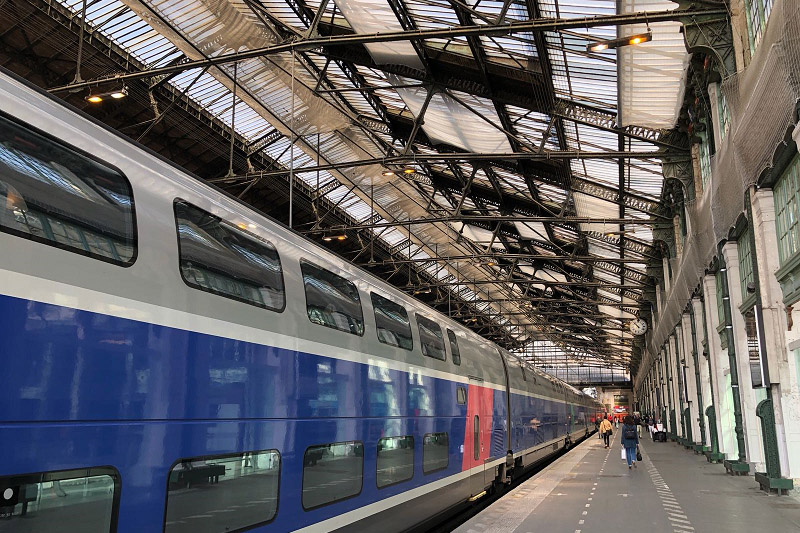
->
[620,415,640,469]
[599,416,613,448]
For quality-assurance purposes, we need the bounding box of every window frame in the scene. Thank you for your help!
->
[300,259,365,336]
[370,291,413,351]
[774,154,800,266]
[375,435,415,489]
[422,432,449,475]
[163,450,282,533]
[173,199,287,312]
[0,465,121,532]
[737,226,756,310]
[456,386,467,405]
[301,440,364,511]
[0,110,138,267]
[446,328,461,366]
[416,313,446,361]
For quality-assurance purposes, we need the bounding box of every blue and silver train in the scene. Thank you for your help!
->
[0,68,602,532]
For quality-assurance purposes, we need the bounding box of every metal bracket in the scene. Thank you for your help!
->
[662,158,696,202]
[680,7,736,77]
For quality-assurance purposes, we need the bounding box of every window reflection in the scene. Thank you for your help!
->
[377,436,414,488]
[0,468,117,533]
[416,314,445,360]
[302,442,363,509]
[165,451,280,533]
[0,114,135,264]
[175,201,285,311]
[301,261,364,335]
[371,292,413,350]
[423,433,449,474]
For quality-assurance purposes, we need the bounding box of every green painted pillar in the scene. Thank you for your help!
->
[755,398,780,479]
[663,347,675,438]
[670,409,677,441]
[706,405,720,454]
[718,254,748,464]
[684,407,693,443]
[674,334,686,441]
[688,303,707,447]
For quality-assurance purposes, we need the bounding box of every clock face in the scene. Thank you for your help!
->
[630,318,648,335]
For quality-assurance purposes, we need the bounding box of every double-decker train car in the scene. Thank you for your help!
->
[0,67,602,533]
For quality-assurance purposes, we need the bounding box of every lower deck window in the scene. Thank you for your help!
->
[376,436,414,488]
[302,441,363,509]
[165,450,280,533]
[423,433,449,474]
[0,467,119,532]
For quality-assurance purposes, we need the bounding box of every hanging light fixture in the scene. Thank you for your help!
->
[84,86,128,103]
[586,31,652,53]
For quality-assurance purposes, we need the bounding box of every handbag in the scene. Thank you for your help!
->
[621,447,626,460]
[636,446,643,462]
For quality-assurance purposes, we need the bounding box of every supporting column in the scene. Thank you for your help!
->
[721,243,762,473]
[666,338,679,441]
[683,311,703,449]
[750,189,798,488]
[693,297,724,461]
[674,327,690,445]
[702,274,736,459]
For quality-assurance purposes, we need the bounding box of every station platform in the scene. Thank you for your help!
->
[454,434,800,533]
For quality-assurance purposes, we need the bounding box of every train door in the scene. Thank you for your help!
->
[465,376,492,496]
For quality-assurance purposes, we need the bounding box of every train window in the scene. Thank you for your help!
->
[457,386,467,405]
[301,261,364,336]
[371,292,413,350]
[0,113,136,265]
[174,201,285,311]
[416,314,445,361]
[165,451,280,533]
[0,466,119,532]
[422,433,449,474]
[376,436,414,488]
[302,441,363,510]
[446,329,461,366]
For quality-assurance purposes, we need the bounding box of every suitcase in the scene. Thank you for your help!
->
[653,431,667,442]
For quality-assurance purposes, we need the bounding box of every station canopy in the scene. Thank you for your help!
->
[55,0,700,376]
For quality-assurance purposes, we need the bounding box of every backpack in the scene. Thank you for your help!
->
[623,426,636,440]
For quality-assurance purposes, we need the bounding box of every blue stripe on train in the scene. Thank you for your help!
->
[0,293,580,531]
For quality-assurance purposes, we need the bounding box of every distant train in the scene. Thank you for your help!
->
[0,67,603,533]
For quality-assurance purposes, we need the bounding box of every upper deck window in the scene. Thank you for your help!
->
[174,200,285,311]
[0,113,136,264]
[446,329,461,365]
[301,261,364,335]
[371,292,413,350]
[416,314,445,361]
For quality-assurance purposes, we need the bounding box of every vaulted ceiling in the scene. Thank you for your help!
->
[1,0,725,378]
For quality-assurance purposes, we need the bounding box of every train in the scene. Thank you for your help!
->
[0,66,603,533]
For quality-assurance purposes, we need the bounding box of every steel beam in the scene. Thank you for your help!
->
[49,8,726,93]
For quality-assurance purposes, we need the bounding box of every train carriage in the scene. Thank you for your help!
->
[0,67,602,533]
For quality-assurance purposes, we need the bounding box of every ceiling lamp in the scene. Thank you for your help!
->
[381,169,395,177]
[586,31,652,53]
[85,86,128,103]
[413,287,432,295]
[403,167,416,175]
[322,233,347,242]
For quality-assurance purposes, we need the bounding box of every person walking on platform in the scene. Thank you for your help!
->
[621,415,639,469]
[599,416,613,448]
